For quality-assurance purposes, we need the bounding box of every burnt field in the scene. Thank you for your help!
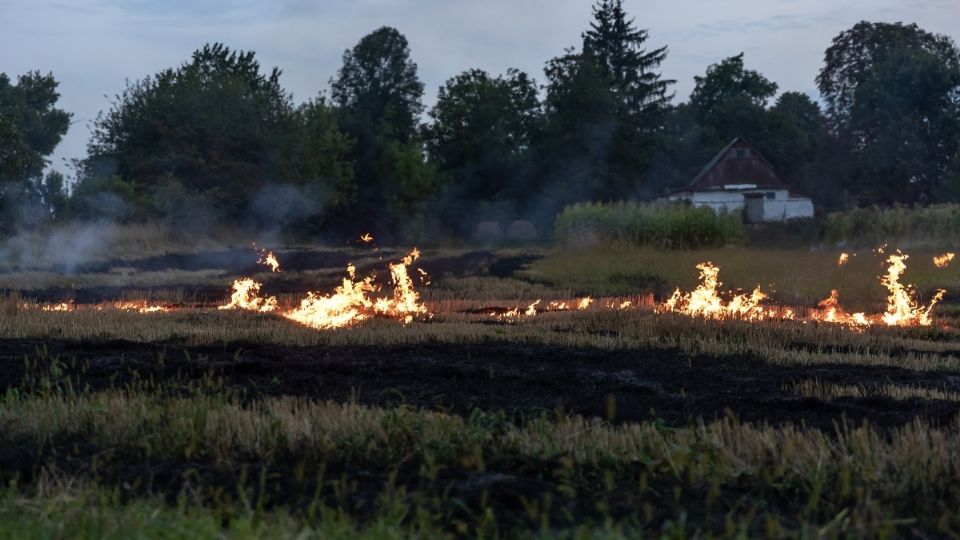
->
[6,337,960,431]
[4,244,960,537]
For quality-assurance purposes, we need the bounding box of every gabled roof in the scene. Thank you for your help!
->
[689,137,792,190]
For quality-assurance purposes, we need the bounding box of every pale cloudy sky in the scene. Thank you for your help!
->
[3,0,959,176]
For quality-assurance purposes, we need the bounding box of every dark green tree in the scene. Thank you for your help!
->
[652,56,827,200]
[331,27,439,238]
[0,71,71,228]
[583,0,672,117]
[539,51,617,205]
[424,68,541,229]
[817,22,960,204]
[85,43,353,227]
[689,53,777,118]
[538,0,673,206]
[331,27,424,144]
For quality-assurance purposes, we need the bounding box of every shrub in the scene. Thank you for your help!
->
[554,201,745,249]
[824,205,960,246]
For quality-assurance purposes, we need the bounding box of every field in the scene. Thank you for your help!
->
[2,239,960,537]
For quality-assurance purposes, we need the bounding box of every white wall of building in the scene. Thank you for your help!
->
[660,188,814,222]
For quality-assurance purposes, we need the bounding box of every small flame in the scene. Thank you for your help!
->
[218,278,278,313]
[577,297,593,310]
[112,301,171,314]
[837,253,849,266]
[934,252,955,268]
[813,290,869,328]
[259,250,281,272]
[360,233,374,244]
[40,302,73,312]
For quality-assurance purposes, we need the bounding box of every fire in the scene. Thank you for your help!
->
[934,252,955,268]
[813,290,869,328]
[258,250,281,272]
[218,248,429,329]
[880,252,944,326]
[112,301,171,313]
[283,264,379,329]
[360,233,374,244]
[40,302,73,312]
[837,253,849,266]
[283,248,429,330]
[218,278,279,313]
[658,262,770,321]
[577,297,593,310]
[382,248,429,324]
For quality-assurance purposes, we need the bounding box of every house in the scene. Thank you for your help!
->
[658,137,814,223]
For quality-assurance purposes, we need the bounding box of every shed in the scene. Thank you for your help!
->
[657,137,814,223]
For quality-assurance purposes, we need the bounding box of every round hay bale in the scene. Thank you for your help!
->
[473,221,502,243]
[506,220,537,242]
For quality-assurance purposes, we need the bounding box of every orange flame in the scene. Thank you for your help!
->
[813,290,870,328]
[658,262,769,321]
[112,301,171,314]
[837,253,849,266]
[258,250,281,272]
[218,278,279,313]
[283,248,429,330]
[934,252,955,268]
[880,252,944,326]
[40,302,73,312]
[360,233,374,244]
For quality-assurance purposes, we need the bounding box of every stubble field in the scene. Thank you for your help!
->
[2,241,960,538]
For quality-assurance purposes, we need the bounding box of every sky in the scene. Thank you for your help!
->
[3,0,960,178]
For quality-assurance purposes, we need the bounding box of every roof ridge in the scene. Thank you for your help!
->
[688,137,792,189]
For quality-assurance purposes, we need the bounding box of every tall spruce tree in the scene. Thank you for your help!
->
[582,0,672,120]
[539,0,673,207]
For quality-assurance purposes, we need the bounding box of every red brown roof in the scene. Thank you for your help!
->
[689,137,791,190]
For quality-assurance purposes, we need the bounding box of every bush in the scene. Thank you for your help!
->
[554,201,745,249]
[824,205,960,246]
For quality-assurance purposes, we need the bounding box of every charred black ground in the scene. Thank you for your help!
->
[6,337,960,431]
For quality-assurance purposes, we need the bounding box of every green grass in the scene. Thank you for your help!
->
[7,354,960,538]
[525,244,960,308]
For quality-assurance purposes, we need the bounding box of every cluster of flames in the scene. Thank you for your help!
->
[17,239,955,332]
[493,297,603,320]
[657,251,947,328]
[218,247,429,330]
[26,300,172,313]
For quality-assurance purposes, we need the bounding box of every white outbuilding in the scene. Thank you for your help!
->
[658,137,814,223]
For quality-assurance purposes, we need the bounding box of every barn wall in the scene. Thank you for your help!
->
[658,190,813,222]
[762,197,814,221]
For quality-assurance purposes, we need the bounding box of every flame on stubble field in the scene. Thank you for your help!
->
[813,290,870,328]
[218,278,279,313]
[879,252,944,326]
[659,253,944,328]
[934,252,955,268]
[658,262,770,321]
[220,248,430,329]
[837,253,849,266]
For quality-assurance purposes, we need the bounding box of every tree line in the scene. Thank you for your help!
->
[2,0,959,241]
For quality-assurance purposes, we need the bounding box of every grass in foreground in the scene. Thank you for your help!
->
[5,352,960,538]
